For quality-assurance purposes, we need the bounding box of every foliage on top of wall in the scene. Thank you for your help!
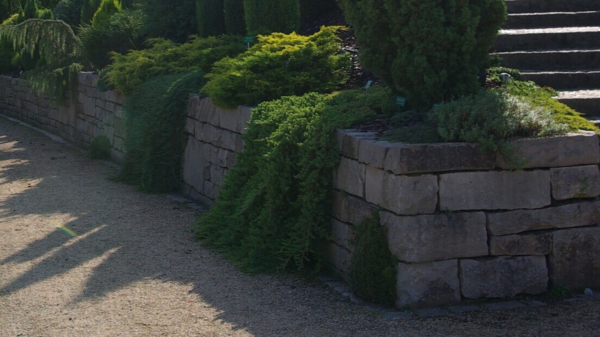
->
[0,19,83,101]
[202,26,350,108]
[338,0,506,110]
[195,86,398,272]
[116,70,206,192]
[103,35,246,94]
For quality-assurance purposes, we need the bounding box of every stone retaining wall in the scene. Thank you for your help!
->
[0,74,127,161]
[2,74,599,309]
[181,96,251,206]
[330,129,600,308]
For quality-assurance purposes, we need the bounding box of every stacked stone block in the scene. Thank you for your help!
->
[182,96,250,205]
[331,129,600,309]
[0,73,127,161]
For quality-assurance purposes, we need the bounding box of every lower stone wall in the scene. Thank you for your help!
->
[3,74,599,309]
[181,96,250,205]
[330,129,600,308]
[0,74,127,161]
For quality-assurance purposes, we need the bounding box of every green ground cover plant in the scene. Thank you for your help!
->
[102,35,245,94]
[116,70,206,192]
[349,212,397,306]
[202,26,350,108]
[195,87,398,273]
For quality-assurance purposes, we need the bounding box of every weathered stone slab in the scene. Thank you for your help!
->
[383,143,495,175]
[382,211,488,263]
[396,260,460,309]
[365,165,385,206]
[551,165,600,200]
[185,118,195,135]
[490,233,552,256]
[330,218,355,251]
[460,256,548,298]
[325,242,352,281]
[487,201,600,235]
[338,130,377,160]
[183,137,205,193]
[195,97,220,126]
[439,170,551,211]
[331,190,377,226]
[358,139,393,169]
[549,227,600,289]
[380,172,438,215]
[497,132,600,169]
[334,157,366,197]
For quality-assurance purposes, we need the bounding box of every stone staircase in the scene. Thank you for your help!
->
[494,0,600,120]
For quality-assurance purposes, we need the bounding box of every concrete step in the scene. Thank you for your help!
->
[504,11,600,29]
[495,27,600,52]
[520,70,600,90]
[495,49,600,71]
[557,89,600,116]
[506,0,600,14]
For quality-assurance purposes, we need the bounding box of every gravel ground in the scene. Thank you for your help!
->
[1,117,600,337]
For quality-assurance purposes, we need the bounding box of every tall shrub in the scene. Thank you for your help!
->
[244,0,300,35]
[143,0,197,43]
[91,0,120,28]
[196,0,225,37]
[80,0,101,24]
[338,0,506,110]
[224,0,244,35]
[54,0,83,28]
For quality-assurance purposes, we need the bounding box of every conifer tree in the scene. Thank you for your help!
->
[244,0,300,35]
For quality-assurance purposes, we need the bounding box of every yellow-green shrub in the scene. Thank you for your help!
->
[202,26,350,108]
[104,35,246,94]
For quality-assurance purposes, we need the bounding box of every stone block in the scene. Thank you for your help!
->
[195,97,220,126]
[324,242,352,281]
[239,106,252,134]
[551,165,600,200]
[197,122,210,142]
[395,260,460,309]
[218,107,242,133]
[185,117,195,135]
[188,95,200,118]
[331,190,377,226]
[383,143,496,175]
[382,211,488,263]
[234,133,244,153]
[365,165,385,205]
[330,218,355,251]
[497,132,600,169]
[490,233,552,256]
[459,256,548,298]
[210,165,226,186]
[358,139,393,169]
[439,170,551,211]
[210,128,236,151]
[182,137,205,193]
[334,157,366,197]
[549,227,600,289]
[487,200,600,235]
[339,130,377,160]
[380,172,438,215]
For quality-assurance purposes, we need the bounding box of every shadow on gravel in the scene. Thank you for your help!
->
[0,117,382,336]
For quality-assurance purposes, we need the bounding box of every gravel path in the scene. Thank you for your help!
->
[1,117,599,337]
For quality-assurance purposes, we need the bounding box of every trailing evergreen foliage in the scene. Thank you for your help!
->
[104,35,245,94]
[142,0,197,43]
[79,8,145,69]
[338,0,506,110]
[432,90,570,159]
[244,0,300,35]
[349,212,397,306]
[202,26,350,108]
[504,80,599,133]
[195,87,398,272]
[91,0,121,28]
[117,71,206,192]
[0,19,83,100]
[196,0,225,37]
[224,0,245,35]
